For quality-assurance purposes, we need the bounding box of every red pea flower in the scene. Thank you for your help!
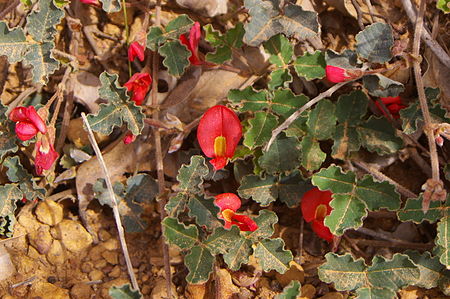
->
[123,132,136,144]
[124,72,152,106]
[375,96,406,119]
[9,106,47,141]
[197,105,242,170]
[180,22,202,66]
[214,193,258,232]
[325,65,352,83]
[128,41,145,62]
[301,187,334,242]
[79,0,100,6]
[35,139,59,176]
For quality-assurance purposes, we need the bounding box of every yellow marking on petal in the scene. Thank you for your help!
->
[222,209,235,222]
[214,136,227,157]
[315,204,327,221]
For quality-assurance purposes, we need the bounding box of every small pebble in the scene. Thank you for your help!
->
[89,269,104,281]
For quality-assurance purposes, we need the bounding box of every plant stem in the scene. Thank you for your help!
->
[81,113,140,292]
[151,1,173,297]
[122,0,132,77]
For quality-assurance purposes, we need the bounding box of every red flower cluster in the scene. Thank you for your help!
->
[325,65,352,83]
[128,41,145,62]
[180,22,202,66]
[9,106,58,176]
[214,193,258,232]
[301,187,334,242]
[374,96,406,119]
[124,73,152,106]
[197,105,242,170]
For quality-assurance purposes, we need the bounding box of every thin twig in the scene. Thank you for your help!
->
[80,113,140,292]
[363,0,376,23]
[400,0,450,69]
[151,1,173,297]
[350,0,365,30]
[10,276,37,289]
[265,81,350,151]
[356,227,432,249]
[352,161,418,198]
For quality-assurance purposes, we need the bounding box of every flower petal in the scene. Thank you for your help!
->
[15,122,38,141]
[230,214,258,232]
[214,193,241,212]
[311,220,334,242]
[325,65,350,83]
[301,187,332,222]
[35,141,59,176]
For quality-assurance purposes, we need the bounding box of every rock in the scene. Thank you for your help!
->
[88,244,104,261]
[70,283,93,299]
[102,250,118,265]
[102,238,119,251]
[46,240,65,266]
[35,200,64,226]
[141,285,151,295]
[275,261,305,287]
[17,209,41,233]
[0,245,16,280]
[81,261,93,273]
[300,284,316,299]
[109,265,121,278]
[185,283,207,299]
[56,220,93,253]
[94,259,107,269]
[98,229,111,241]
[150,277,177,299]
[28,226,53,254]
[89,269,104,281]
[29,281,69,299]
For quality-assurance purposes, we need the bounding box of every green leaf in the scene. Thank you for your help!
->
[259,135,300,174]
[355,22,394,63]
[100,0,121,12]
[3,156,45,201]
[109,284,142,299]
[177,155,209,194]
[357,116,403,155]
[93,178,124,207]
[362,74,404,98]
[228,87,269,112]
[204,226,242,255]
[246,209,278,241]
[0,184,22,217]
[238,174,278,206]
[244,112,278,149]
[405,250,450,289]
[268,69,292,90]
[0,22,29,63]
[254,238,293,274]
[300,135,326,171]
[26,42,60,84]
[325,193,367,236]
[243,0,320,46]
[306,99,336,140]
[187,195,220,227]
[0,214,15,237]
[0,104,18,160]
[325,49,358,69]
[275,280,301,299]
[204,23,245,64]
[436,208,450,268]
[400,100,449,135]
[356,175,400,211]
[26,0,64,42]
[437,0,450,13]
[185,246,215,284]
[312,165,356,194]
[125,174,158,204]
[263,34,293,67]
[162,217,198,250]
[271,89,309,118]
[147,15,194,50]
[397,196,443,223]
[165,193,188,217]
[223,237,253,271]
[87,72,144,135]
[277,171,310,207]
[319,253,419,296]
[159,40,191,77]
[293,50,326,80]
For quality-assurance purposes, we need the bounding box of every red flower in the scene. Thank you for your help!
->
[301,187,334,242]
[35,139,59,176]
[128,41,145,62]
[375,96,406,119]
[79,0,100,6]
[197,105,242,170]
[325,65,352,83]
[124,73,152,106]
[9,106,47,141]
[123,132,136,144]
[180,22,202,65]
[214,193,258,232]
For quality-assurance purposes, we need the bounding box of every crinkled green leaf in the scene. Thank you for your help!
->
[223,237,253,271]
[356,175,400,211]
[355,22,393,63]
[271,89,309,118]
[87,72,144,135]
[319,253,367,290]
[147,15,194,50]
[246,209,278,241]
[300,135,326,171]
[437,0,450,13]
[26,0,64,42]
[254,238,293,274]
[306,99,336,140]
[165,193,188,217]
[397,196,443,223]
[400,99,449,135]
[26,42,60,84]
[99,0,121,12]
[0,184,22,218]
[268,69,292,90]
[244,112,278,149]
[204,226,242,255]
[0,22,30,63]
[177,155,209,194]
[357,116,403,155]
[243,0,320,46]
[293,50,326,80]
[0,104,18,160]
[187,195,220,227]
[325,49,358,69]
[325,193,367,236]
[162,217,198,250]
[363,74,404,98]
[437,207,450,268]
[263,34,293,67]
[125,174,158,204]
[277,171,310,207]
[228,87,269,112]
[238,174,278,206]
[109,284,142,299]
[185,245,214,284]
[204,23,245,64]
[259,135,300,174]
[312,165,356,194]
[405,250,450,289]
[275,280,301,299]
[159,40,191,77]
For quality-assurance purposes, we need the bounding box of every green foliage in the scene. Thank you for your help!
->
[4,156,45,201]
[185,245,215,284]
[0,104,18,160]
[87,72,145,136]
[275,281,301,299]
[254,238,293,273]
[355,22,394,63]
[437,0,450,13]
[204,23,245,64]
[405,250,450,291]
[159,40,191,77]
[397,196,443,223]
[162,217,199,250]
[312,165,400,235]
[109,284,142,299]
[244,112,278,149]
[294,50,326,80]
[243,0,320,46]
[357,116,403,155]
[259,135,301,174]
[187,195,221,227]
[363,74,404,98]
[0,184,22,218]
[319,253,420,298]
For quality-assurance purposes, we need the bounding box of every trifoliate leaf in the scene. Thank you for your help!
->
[204,23,245,64]
[147,15,194,50]
[259,135,300,175]
[26,0,64,42]
[177,155,209,194]
[159,40,191,77]
[0,184,22,218]
[363,74,404,98]
[187,195,220,227]
[100,0,121,13]
[243,0,319,46]
[306,99,336,140]
[293,50,326,80]
[355,22,394,63]
[357,116,403,155]
[254,238,293,274]
[223,237,253,271]
[275,280,301,299]
[204,226,242,255]
[109,284,142,299]
[162,217,198,250]
[263,34,293,67]
[244,112,278,149]
[87,72,144,136]
[185,246,215,284]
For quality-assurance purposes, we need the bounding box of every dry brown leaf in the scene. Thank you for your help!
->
[275,260,305,287]
[175,0,228,17]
